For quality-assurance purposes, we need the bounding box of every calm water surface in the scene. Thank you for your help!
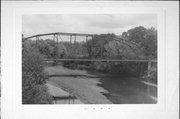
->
[99,77,157,104]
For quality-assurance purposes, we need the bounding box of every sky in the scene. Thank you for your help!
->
[22,14,157,38]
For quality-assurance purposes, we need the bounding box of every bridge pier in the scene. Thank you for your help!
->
[147,61,154,96]
[35,36,40,44]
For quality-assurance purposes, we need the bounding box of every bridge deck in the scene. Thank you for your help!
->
[43,59,157,62]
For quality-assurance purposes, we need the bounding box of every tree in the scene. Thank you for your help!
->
[124,26,157,59]
[143,27,157,59]
[122,32,128,37]
[54,42,67,58]
[104,40,138,60]
[22,42,53,104]
[85,33,144,76]
[86,34,116,59]
[127,26,147,45]
[36,40,54,59]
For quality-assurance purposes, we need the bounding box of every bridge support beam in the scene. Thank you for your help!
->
[35,36,40,44]
[52,34,59,64]
[147,61,152,77]
[86,36,88,42]
[147,61,152,96]
[70,35,72,43]
[74,34,76,43]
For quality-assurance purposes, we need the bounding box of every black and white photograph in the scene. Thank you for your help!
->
[1,1,179,119]
[22,14,157,104]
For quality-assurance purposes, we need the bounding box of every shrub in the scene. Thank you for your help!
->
[22,43,53,104]
[142,65,157,84]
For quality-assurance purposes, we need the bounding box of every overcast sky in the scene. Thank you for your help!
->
[22,14,157,37]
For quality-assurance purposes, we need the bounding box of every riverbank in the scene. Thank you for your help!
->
[45,66,112,104]
[46,82,83,104]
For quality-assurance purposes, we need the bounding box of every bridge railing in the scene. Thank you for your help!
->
[43,58,157,63]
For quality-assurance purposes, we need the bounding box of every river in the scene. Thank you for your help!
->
[99,77,157,104]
